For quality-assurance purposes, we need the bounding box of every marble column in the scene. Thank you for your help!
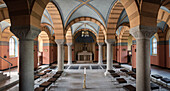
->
[55,39,64,71]
[130,25,157,91]
[67,43,72,65]
[11,26,41,91]
[98,43,104,64]
[104,39,115,76]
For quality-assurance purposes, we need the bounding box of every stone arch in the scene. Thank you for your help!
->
[0,26,15,41]
[107,1,124,39]
[73,28,97,38]
[46,2,64,40]
[157,9,170,28]
[119,26,130,43]
[65,17,106,37]
[0,7,9,22]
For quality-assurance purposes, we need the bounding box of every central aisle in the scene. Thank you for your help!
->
[50,70,125,91]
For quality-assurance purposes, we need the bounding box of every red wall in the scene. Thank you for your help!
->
[132,44,136,68]
[0,45,18,70]
[116,45,128,63]
[166,45,170,68]
[34,45,38,69]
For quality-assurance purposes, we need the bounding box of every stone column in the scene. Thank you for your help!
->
[98,43,104,64]
[104,39,115,76]
[67,43,72,65]
[55,39,64,71]
[130,25,157,91]
[11,26,41,91]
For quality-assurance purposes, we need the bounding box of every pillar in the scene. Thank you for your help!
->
[67,43,72,65]
[104,39,115,76]
[55,39,64,71]
[98,43,104,64]
[11,26,41,91]
[130,25,157,91]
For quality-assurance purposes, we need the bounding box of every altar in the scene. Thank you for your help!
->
[78,51,92,61]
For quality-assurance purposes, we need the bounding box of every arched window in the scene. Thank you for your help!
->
[9,37,15,57]
[152,37,157,55]
[9,36,18,57]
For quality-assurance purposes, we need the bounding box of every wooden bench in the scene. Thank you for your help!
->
[120,69,128,72]
[111,73,120,78]
[37,73,46,76]
[48,78,57,83]
[50,66,56,69]
[116,78,127,84]
[44,70,52,73]
[131,74,136,79]
[108,70,115,74]
[40,82,52,88]
[113,65,122,68]
[126,71,135,76]
[123,85,136,91]
[150,83,159,90]
[56,71,63,74]
[53,74,61,78]
[34,76,40,80]
[161,78,170,86]
[151,74,162,79]
[34,87,45,91]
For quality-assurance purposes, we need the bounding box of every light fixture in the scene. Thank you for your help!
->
[81,24,89,37]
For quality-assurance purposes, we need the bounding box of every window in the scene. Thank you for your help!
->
[9,37,15,57]
[152,37,157,55]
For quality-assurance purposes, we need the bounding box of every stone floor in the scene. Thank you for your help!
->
[4,64,170,91]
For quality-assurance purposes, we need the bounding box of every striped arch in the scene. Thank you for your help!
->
[157,9,170,27]
[0,26,15,41]
[119,26,130,43]
[66,27,73,44]
[166,28,170,41]
[65,17,106,37]
[4,0,50,28]
[39,31,50,44]
[40,24,53,40]
[46,2,64,40]
[154,33,159,41]
[0,7,9,22]
[97,28,105,43]
[107,1,124,40]
[73,28,97,38]
[161,0,170,10]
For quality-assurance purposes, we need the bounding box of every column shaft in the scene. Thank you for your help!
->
[19,39,34,91]
[67,45,72,64]
[98,45,103,64]
[57,44,64,71]
[136,39,150,91]
[106,43,113,71]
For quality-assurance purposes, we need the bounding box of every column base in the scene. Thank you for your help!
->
[104,71,110,76]
[98,62,103,65]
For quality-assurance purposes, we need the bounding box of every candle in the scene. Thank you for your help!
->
[84,67,86,74]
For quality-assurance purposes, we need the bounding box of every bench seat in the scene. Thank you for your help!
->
[126,71,135,76]
[120,69,128,72]
[37,73,46,76]
[34,87,45,91]
[53,74,61,78]
[123,85,136,91]
[151,74,162,79]
[108,70,115,74]
[34,76,40,80]
[161,78,170,83]
[111,73,120,78]
[50,66,56,69]
[44,70,52,73]
[40,82,52,88]
[116,78,127,84]
[150,83,159,90]
[131,74,136,79]
[48,78,57,83]
[56,71,63,74]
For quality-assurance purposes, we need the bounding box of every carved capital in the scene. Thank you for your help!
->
[66,43,72,46]
[130,25,158,39]
[97,42,104,46]
[10,25,41,40]
[105,39,115,44]
[55,39,65,45]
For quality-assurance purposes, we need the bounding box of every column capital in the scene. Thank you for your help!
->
[105,39,115,44]
[66,43,72,46]
[130,25,158,39]
[97,42,104,46]
[55,39,65,45]
[10,25,41,40]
